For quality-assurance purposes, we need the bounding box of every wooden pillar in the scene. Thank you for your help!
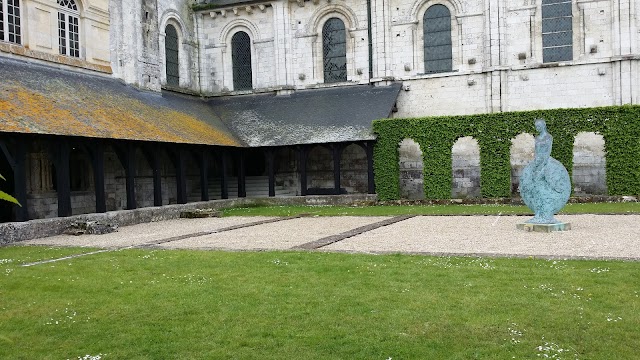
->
[366,141,375,194]
[332,144,342,195]
[88,142,106,213]
[237,149,246,198]
[266,149,275,197]
[299,145,308,196]
[53,141,72,217]
[220,150,229,199]
[199,150,209,202]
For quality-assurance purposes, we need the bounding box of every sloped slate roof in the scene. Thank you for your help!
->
[208,83,402,147]
[0,57,243,146]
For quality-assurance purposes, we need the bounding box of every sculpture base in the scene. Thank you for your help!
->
[516,222,571,232]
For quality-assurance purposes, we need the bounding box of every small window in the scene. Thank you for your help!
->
[322,18,347,83]
[58,0,80,58]
[0,0,21,44]
[231,31,252,91]
[423,4,452,74]
[542,0,573,63]
[165,24,179,87]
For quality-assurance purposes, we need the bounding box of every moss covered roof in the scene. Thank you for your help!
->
[0,57,243,147]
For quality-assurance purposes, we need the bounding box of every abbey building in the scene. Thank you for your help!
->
[0,0,638,221]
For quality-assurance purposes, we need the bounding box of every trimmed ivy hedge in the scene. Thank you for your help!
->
[373,105,640,200]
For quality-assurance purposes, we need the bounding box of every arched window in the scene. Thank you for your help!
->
[57,0,80,58]
[542,0,572,63]
[165,24,179,87]
[0,0,21,44]
[423,5,452,74]
[231,31,252,91]
[322,18,347,83]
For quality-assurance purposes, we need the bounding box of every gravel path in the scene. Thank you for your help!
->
[16,215,640,260]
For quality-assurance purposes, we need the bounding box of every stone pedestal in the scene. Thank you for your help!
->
[517,222,571,232]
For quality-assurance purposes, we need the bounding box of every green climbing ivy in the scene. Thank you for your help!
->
[373,105,640,200]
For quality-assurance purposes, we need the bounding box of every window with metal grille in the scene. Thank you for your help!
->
[231,31,252,91]
[57,0,79,58]
[423,4,452,74]
[322,18,347,83]
[165,24,179,87]
[542,0,572,63]
[0,0,21,44]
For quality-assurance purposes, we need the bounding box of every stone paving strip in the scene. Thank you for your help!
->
[20,216,278,249]
[291,215,415,250]
[153,216,392,251]
[322,215,640,260]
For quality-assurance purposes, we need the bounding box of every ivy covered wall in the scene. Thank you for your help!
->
[373,106,640,200]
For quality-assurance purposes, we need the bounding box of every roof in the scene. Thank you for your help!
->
[0,56,401,148]
[208,83,402,147]
[0,57,243,147]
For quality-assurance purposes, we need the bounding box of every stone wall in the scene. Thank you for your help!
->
[398,138,424,199]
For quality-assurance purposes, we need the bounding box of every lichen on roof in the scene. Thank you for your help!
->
[0,58,243,147]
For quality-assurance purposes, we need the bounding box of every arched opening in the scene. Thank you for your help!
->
[231,31,253,90]
[423,4,452,74]
[103,145,127,211]
[69,146,95,215]
[306,145,334,194]
[340,144,367,194]
[134,148,153,208]
[398,138,424,199]
[274,147,298,196]
[165,24,180,87]
[451,136,480,198]
[57,0,81,58]
[572,132,607,195]
[510,133,535,196]
[322,17,347,83]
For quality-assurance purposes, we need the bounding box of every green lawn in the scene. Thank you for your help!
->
[1,246,639,359]
[222,202,640,217]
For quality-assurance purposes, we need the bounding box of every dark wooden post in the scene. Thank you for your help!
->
[88,142,106,213]
[237,149,246,198]
[332,144,342,195]
[220,149,229,199]
[53,141,72,217]
[365,141,375,194]
[199,150,209,202]
[299,145,308,196]
[266,148,275,197]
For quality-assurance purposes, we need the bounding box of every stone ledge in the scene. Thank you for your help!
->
[517,223,572,232]
[0,195,376,245]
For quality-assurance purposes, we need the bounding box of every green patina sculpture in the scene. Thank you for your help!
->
[519,119,571,224]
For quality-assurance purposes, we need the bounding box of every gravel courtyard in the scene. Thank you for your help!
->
[19,214,640,260]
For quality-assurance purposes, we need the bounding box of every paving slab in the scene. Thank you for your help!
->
[323,215,640,259]
[156,216,391,251]
[21,217,276,248]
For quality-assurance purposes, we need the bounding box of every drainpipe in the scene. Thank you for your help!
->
[367,0,373,80]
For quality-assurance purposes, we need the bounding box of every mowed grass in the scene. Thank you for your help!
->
[222,201,640,217]
[1,246,639,359]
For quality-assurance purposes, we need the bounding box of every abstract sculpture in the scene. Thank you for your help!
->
[519,119,571,225]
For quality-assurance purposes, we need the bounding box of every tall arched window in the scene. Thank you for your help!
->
[423,5,452,74]
[57,0,80,58]
[542,0,572,63]
[165,24,179,87]
[1,0,22,44]
[231,31,252,91]
[322,18,347,83]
